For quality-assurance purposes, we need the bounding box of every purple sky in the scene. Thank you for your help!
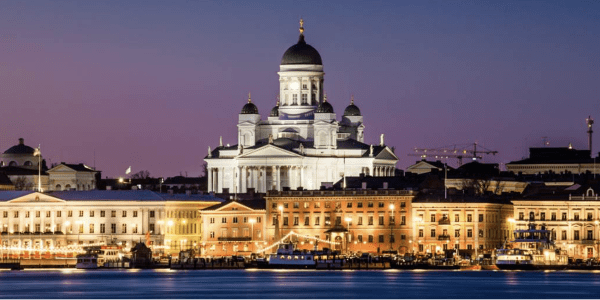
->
[1,1,599,178]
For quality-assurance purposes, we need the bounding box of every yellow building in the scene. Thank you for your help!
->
[265,190,417,255]
[411,194,513,256]
[512,186,600,259]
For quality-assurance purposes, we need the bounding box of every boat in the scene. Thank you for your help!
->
[76,247,100,269]
[260,242,317,269]
[495,223,568,270]
[97,245,124,267]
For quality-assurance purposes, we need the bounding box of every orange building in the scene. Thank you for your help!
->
[200,200,266,257]
[265,190,416,255]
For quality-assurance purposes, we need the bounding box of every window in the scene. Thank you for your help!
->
[314,216,320,226]
[418,229,423,237]
[25,212,29,218]
[122,211,127,218]
[430,214,436,222]
[368,235,374,243]
[304,202,310,209]
[100,224,105,234]
[89,224,94,234]
[257,217,262,223]
[149,224,154,233]
[551,212,556,221]
[467,229,473,238]
[79,224,84,234]
[358,216,363,225]
[467,214,472,222]
[35,224,40,232]
[302,84,307,90]
[293,216,299,226]
[587,230,593,240]
[518,212,524,220]
[2,211,6,218]
[210,231,215,238]
[132,225,138,234]
[561,230,567,240]
[379,235,385,243]
[324,202,330,208]
[401,234,406,240]
[378,202,384,208]
[210,218,215,224]
[314,202,320,208]
[283,217,288,226]
[454,214,459,222]
[292,94,298,105]
[133,211,138,218]
[401,216,406,225]
[293,202,299,209]
[574,230,580,240]
[401,202,406,208]
[540,212,545,221]
[455,229,460,237]
[68,211,73,217]
[90,211,94,217]
[272,216,277,226]
[56,211,61,218]
[324,216,330,225]
[346,202,352,208]
[430,229,436,237]
[357,235,363,243]
[100,211,105,217]
[149,211,155,218]
[233,217,238,224]
[588,213,593,221]
[301,94,307,104]
[368,202,374,208]
[378,216,384,225]
[14,211,18,218]
[574,213,580,221]
[357,202,363,208]
[479,214,484,222]
[272,203,278,209]
[478,229,484,238]
[122,224,127,233]
[46,211,51,218]
[304,216,309,226]
[562,212,567,221]
[368,216,374,226]
[222,217,227,223]
[111,211,116,218]
[79,211,84,217]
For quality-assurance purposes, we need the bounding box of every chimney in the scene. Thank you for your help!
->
[361,182,367,190]
[383,182,388,189]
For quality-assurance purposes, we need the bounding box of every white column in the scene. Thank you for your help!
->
[218,168,224,193]
[241,166,247,193]
[276,166,281,191]
[300,166,304,189]
[208,168,213,192]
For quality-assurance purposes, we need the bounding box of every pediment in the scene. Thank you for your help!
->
[215,201,256,212]
[47,164,76,173]
[407,161,440,170]
[8,192,66,203]
[238,145,301,159]
[375,147,399,161]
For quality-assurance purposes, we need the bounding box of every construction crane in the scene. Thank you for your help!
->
[408,143,498,166]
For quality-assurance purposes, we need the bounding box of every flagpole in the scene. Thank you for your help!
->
[36,145,42,192]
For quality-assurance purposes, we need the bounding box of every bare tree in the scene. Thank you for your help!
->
[131,170,151,179]
[13,176,28,190]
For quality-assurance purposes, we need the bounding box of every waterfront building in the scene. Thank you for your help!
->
[511,184,600,259]
[204,20,398,194]
[0,190,223,257]
[411,193,513,255]
[506,146,600,175]
[265,189,416,255]
[162,193,223,256]
[200,200,266,257]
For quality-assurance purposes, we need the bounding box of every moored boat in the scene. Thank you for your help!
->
[495,223,568,270]
[263,242,317,269]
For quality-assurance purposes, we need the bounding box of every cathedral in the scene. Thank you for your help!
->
[205,20,398,193]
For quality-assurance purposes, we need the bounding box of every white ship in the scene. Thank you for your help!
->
[495,223,568,270]
[265,243,317,269]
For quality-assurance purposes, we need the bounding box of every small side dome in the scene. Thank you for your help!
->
[270,100,280,117]
[343,96,361,116]
[241,93,259,114]
[316,96,334,113]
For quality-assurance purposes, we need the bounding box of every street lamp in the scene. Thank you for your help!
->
[131,223,136,247]
[345,217,352,254]
[75,220,83,245]
[389,204,395,251]
[278,205,284,241]
[249,218,256,253]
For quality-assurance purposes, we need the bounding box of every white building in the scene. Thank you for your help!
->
[205,20,399,193]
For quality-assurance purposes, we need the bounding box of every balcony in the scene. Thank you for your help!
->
[438,218,451,225]
[217,237,251,242]
[438,235,451,241]
[582,239,596,245]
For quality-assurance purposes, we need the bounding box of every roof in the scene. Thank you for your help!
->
[48,190,166,201]
[343,103,361,116]
[508,147,594,165]
[241,102,259,114]
[281,34,322,65]
[203,199,266,211]
[335,175,416,190]
[412,192,513,205]
[3,138,35,155]
[0,191,33,201]
[49,163,97,173]
[0,173,12,185]
[0,166,48,176]
[316,101,334,113]
[157,193,223,202]
[163,176,204,185]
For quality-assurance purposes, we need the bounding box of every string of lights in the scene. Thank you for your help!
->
[256,231,340,253]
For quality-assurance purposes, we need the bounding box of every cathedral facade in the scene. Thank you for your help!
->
[205,21,398,193]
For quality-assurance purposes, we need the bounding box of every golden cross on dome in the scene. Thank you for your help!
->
[351,95,354,105]
[299,18,304,35]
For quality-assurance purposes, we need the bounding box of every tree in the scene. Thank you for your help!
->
[13,176,28,190]
[131,170,151,179]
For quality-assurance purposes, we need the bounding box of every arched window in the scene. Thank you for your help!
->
[8,161,17,166]
[55,184,61,191]
[23,161,32,166]
[65,184,71,190]
[0,161,4,167]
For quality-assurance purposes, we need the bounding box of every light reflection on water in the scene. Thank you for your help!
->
[1,269,600,298]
